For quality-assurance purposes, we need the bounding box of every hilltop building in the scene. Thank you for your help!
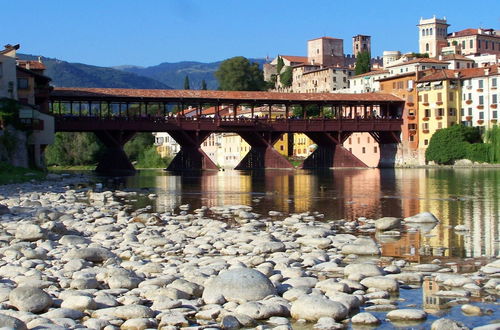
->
[0,44,54,168]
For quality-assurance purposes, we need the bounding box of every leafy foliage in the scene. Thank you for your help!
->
[276,56,284,74]
[201,79,207,90]
[410,52,430,58]
[465,143,492,163]
[354,51,371,75]
[484,125,500,163]
[45,132,105,166]
[279,66,293,87]
[215,56,266,91]
[292,105,321,118]
[184,75,190,90]
[124,133,154,162]
[426,125,482,164]
[136,146,171,168]
[0,98,21,129]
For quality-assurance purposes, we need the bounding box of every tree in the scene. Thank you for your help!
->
[124,133,155,162]
[280,66,293,87]
[426,125,482,164]
[215,56,266,91]
[201,79,207,90]
[276,56,285,74]
[354,51,371,75]
[45,132,105,166]
[184,75,190,90]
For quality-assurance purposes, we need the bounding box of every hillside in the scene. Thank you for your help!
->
[115,58,267,90]
[18,54,171,89]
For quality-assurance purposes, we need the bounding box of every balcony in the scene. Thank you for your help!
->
[465,116,473,121]
[423,117,429,121]
[422,102,429,106]
[477,105,484,110]
[435,116,443,120]
[491,104,497,109]
[423,129,430,134]
[465,100,472,105]
[407,115,416,120]
[477,120,484,125]
[436,101,443,106]
[477,88,483,93]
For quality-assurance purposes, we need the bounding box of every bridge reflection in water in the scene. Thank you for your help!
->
[49,88,404,174]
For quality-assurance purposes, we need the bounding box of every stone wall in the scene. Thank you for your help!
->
[0,126,29,168]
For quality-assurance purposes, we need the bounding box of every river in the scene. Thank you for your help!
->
[96,167,500,260]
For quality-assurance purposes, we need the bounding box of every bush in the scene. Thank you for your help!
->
[466,143,491,163]
[136,146,171,168]
[45,132,105,166]
[425,125,481,164]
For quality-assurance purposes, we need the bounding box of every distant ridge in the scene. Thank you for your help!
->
[17,54,172,89]
[114,58,267,90]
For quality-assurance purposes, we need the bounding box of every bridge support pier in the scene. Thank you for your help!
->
[167,131,218,171]
[370,131,401,167]
[301,132,368,168]
[94,131,136,175]
[235,132,293,170]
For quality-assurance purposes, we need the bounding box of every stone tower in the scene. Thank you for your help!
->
[307,37,345,67]
[352,35,371,57]
[417,16,449,58]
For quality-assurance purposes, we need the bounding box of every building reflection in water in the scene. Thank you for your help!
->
[125,168,498,259]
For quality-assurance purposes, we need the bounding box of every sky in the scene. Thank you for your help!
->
[3,0,500,68]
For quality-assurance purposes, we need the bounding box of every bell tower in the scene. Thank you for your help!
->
[417,16,449,58]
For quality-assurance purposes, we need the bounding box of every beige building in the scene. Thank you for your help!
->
[0,44,18,100]
[417,16,450,58]
[307,37,345,67]
[292,65,353,93]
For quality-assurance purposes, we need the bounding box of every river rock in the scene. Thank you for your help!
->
[375,217,401,231]
[361,276,399,292]
[92,305,154,320]
[61,295,97,311]
[341,237,380,255]
[15,223,45,241]
[64,247,116,263]
[404,212,439,223]
[461,304,482,315]
[0,313,28,330]
[387,309,427,321]
[290,295,348,322]
[202,268,275,303]
[431,318,469,330]
[9,287,53,313]
[351,312,380,325]
[121,318,158,329]
[344,263,383,278]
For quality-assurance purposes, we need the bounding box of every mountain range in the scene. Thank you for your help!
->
[18,54,266,90]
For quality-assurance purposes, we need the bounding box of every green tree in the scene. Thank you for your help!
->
[45,132,105,166]
[201,79,207,90]
[425,125,482,164]
[280,66,293,87]
[136,146,171,168]
[124,133,154,162]
[184,75,190,90]
[276,56,284,74]
[215,56,266,91]
[354,51,371,75]
[484,125,500,163]
[0,98,21,129]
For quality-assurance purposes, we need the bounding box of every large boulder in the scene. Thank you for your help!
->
[15,223,45,241]
[0,313,27,330]
[291,295,348,322]
[404,212,439,223]
[375,217,401,231]
[341,237,380,255]
[202,268,276,303]
[344,263,383,278]
[387,309,427,321]
[351,312,380,325]
[9,287,53,313]
[361,276,399,292]
[431,318,469,330]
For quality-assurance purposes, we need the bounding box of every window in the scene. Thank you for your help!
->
[367,137,371,143]
[423,123,429,130]
[17,78,29,89]
[478,40,481,48]
[449,92,454,101]
[408,123,417,130]
[362,147,366,154]
[479,95,484,105]
[424,94,429,103]
[449,108,456,116]
[348,138,352,144]
[492,78,497,88]
[479,112,484,119]
[425,109,431,117]
[470,39,473,48]
[374,146,378,153]
[461,108,464,116]
[493,94,498,104]
[493,111,498,118]
[426,43,429,52]
[424,139,429,145]
[479,80,484,89]
[437,108,444,116]
[462,41,466,49]
[409,135,414,142]
[437,92,442,102]
[468,108,472,116]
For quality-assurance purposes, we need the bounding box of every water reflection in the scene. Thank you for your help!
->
[110,168,499,259]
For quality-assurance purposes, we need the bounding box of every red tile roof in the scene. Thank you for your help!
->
[52,88,404,103]
[17,60,46,70]
[441,54,474,61]
[386,58,449,68]
[457,65,499,79]
[449,28,500,39]
[352,70,389,78]
[280,55,308,64]
[416,69,458,82]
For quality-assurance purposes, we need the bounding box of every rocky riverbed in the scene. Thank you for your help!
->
[0,174,498,329]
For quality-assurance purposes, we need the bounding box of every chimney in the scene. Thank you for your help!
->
[484,67,490,76]
[38,56,42,63]
[454,72,460,78]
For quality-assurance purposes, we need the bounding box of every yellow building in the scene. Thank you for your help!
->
[416,69,461,150]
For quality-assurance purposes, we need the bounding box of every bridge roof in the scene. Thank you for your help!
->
[51,88,404,104]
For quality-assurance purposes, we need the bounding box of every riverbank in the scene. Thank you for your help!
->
[0,175,498,329]
[0,162,46,185]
